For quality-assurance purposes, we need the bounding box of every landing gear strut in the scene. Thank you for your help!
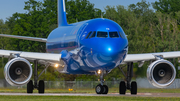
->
[27,60,49,94]
[95,70,108,94]
[119,62,137,95]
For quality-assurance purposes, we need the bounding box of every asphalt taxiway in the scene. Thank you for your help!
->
[0,93,179,97]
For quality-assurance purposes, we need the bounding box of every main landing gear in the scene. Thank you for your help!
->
[27,80,45,93]
[119,62,137,95]
[27,60,49,94]
[95,70,108,94]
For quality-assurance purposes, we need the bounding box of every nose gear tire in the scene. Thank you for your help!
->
[102,85,108,94]
[95,84,104,94]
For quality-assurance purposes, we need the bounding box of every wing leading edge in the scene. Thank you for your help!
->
[123,51,180,63]
[0,34,47,42]
[0,49,61,64]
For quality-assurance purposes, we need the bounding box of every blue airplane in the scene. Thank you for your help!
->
[0,0,178,95]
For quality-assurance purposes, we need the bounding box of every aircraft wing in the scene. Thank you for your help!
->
[123,51,180,63]
[0,34,47,42]
[0,49,61,66]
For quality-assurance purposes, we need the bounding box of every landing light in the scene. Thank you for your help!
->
[108,48,112,51]
[97,70,101,74]
[54,64,59,68]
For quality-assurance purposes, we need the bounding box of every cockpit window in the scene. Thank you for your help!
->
[86,31,92,39]
[119,32,123,38]
[89,31,96,38]
[97,31,108,38]
[109,32,119,38]
[119,32,126,39]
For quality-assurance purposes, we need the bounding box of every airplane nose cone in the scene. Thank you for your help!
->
[108,48,112,51]
[103,45,119,56]
[95,38,126,56]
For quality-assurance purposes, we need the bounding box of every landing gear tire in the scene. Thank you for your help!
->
[95,84,104,94]
[102,85,108,94]
[38,80,45,93]
[131,81,137,95]
[119,81,126,94]
[27,80,33,93]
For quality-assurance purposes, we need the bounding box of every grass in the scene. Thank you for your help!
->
[0,88,180,93]
[0,88,180,101]
[0,95,179,101]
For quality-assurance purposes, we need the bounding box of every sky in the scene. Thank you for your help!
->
[0,0,158,22]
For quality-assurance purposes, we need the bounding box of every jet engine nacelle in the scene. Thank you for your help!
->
[4,57,32,86]
[147,59,176,88]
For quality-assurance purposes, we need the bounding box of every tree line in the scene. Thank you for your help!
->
[0,0,180,81]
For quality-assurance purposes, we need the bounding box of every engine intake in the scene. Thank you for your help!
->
[4,57,32,86]
[147,59,176,88]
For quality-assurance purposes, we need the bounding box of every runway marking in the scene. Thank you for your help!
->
[0,93,179,97]
[144,93,152,95]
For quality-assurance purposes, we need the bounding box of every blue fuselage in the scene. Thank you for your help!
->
[46,18,128,74]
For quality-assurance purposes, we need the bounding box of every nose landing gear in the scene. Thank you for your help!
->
[95,84,108,94]
[95,70,108,94]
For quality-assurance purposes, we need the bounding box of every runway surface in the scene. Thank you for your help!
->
[0,93,180,97]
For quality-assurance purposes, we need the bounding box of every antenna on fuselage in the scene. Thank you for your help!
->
[76,18,78,22]
[101,12,103,18]
[58,0,68,26]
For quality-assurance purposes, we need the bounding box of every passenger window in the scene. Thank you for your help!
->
[109,32,119,38]
[86,31,92,39]
[97,31,108,38]
[89,31,96,38]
